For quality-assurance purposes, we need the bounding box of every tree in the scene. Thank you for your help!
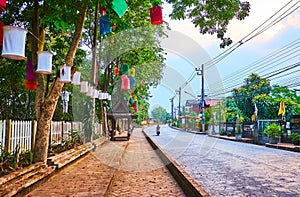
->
[166,0,251,48]
[254,86,300,121]
[151,106,168,123]
[232,73,272,121]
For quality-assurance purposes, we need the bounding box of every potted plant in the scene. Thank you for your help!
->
[263,123,282,144]
[289,133,300,145]
[235,116,244,139]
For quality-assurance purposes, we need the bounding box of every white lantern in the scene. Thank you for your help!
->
[108,94,111,101]
[92,89,99,99]
[86,86,93,97]
[104,93,109,99]
[60,64,71,83]
[71,71,81,85]
[80,81,88,93]
[2,26,28,60]
[98,92,104,100]
[36,51,54,74]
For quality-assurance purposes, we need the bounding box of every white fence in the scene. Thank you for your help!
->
[0,120,6,148]
[0,120,103,153]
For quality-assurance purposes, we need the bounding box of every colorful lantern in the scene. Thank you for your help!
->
[2,26,28,60]
[134,101,138,112]
[128,67,135,77]
[121,74,130,90]
[129,77,135,87]
[25,58,36,90]
[129,97,134,104]
[112,23,117,29]
[0,22,4,46]
[36,51,54,74]
[60,64,71,83]
[150,6,163,25]
[132,94,137,101]
[99,15,111,35]
[121,64,129,74]
[112,0,128,18]
[71,71,81,85]
[0,0,6,13]
[80,81,88,93]
[100,6,107,16]
[113,67,119,76]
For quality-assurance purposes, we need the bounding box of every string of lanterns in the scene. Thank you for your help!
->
[0,0,163,113]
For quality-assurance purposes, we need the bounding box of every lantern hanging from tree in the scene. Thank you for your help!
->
[2,26,28,60]
[129,77,135,87]
[36,51,54,74]
[112,0,128,18]
[113,67,119,76]
[128,67,135,77]
[100,6,107,16]
[150,6,163,25]
[80,81,88,93]
[25,58,36,90]
[0,0,6,13]
[99,15,111,35]
[71,71,81,85]
[121,74,130,90]
[121,64,129,74]
[60,64,71,83]
[0,22,4,46]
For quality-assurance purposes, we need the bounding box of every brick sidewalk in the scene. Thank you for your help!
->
[27,128,185,197]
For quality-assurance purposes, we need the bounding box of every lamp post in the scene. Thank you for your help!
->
[196,64,205,132]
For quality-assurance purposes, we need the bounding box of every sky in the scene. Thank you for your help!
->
[148,0,300,114]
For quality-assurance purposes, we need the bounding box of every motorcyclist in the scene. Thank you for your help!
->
[156,124,160,136]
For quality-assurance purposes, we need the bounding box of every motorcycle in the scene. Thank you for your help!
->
[156,125,160,136]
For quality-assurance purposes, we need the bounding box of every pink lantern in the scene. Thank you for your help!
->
[121,74,130,90]
[150,6,163,25]
[0,22,4,46]
[0,0,6,13]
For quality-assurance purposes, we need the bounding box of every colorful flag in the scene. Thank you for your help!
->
[278,101,285,116]
[254,103,258,116]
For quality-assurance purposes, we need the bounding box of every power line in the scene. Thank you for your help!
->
[178,0,300,90]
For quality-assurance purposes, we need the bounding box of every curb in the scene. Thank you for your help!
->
[142,130,210,197]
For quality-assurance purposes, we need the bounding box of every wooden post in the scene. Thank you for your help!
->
[31,120,37,152]
[5,119,12,152]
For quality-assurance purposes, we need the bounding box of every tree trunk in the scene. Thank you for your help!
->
[33,3,88,163]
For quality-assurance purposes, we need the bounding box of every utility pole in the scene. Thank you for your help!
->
[170,96,175,119]
[176,87,181,117]
[196,64,205,132]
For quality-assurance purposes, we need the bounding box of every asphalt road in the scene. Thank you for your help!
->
[144,125,300,197]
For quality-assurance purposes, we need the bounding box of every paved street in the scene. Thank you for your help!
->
[144,125,300,197]
[27,128,185,197]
